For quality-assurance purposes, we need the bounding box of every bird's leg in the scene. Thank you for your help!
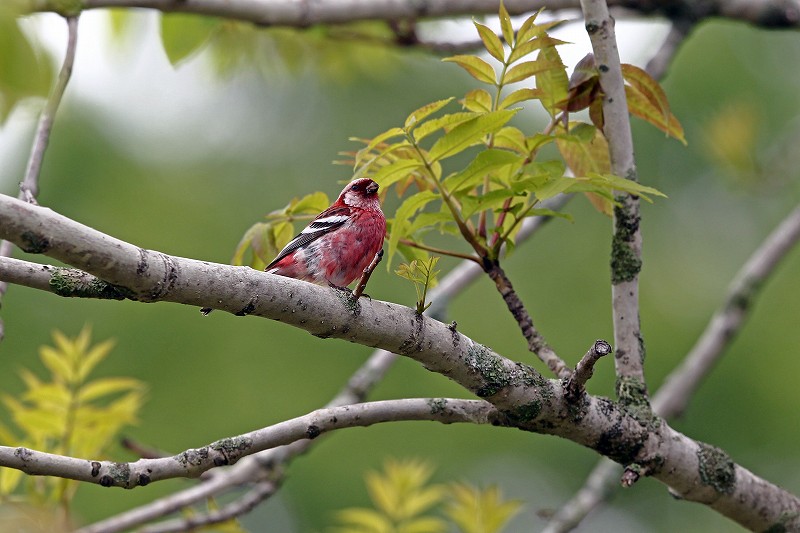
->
[351,250,384,300]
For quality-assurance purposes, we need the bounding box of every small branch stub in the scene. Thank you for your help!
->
[565,340,613,400]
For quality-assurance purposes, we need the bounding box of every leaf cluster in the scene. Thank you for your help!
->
[0,12,53,122]
[395,257,440,313]
[331,458,521,533]
[0,326,146,507]
[346,6,669,269]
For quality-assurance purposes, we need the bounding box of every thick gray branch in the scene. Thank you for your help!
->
[32,0,800,28]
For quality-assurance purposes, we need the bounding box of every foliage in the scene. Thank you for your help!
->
[445,483,523,533]
[0,326,146,513]
[0,9,53,122]
[343,6,669,269]
[222,4,675,310]
[331,458,522,533]
[395,257,440,313]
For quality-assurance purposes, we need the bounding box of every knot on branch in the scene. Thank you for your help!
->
[564,340,613,401]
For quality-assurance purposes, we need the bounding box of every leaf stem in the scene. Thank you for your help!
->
[400,239,481,265]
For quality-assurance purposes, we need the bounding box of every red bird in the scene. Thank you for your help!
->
[265,178,386,288]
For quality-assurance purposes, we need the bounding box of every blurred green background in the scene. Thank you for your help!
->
[1,10,799,532]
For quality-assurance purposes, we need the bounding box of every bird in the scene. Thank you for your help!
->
[201,178,385,315]
[265,178,386,288]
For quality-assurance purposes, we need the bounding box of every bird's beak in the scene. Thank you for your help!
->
[365,182,379,195]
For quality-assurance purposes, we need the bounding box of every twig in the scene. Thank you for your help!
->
[352,250,383,299]
[579,0,647,393]
[22,16,79,202]
[399,239,481,264]
[484,261,572,378]
[644,20,693,79]
[541,458,619,533]
[0,15,79,340]
[564,340,612,401]
[120,437,169,460]
[652,203,800,418]
[138,479,280,533]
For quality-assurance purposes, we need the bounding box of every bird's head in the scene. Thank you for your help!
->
[339,178,382,210]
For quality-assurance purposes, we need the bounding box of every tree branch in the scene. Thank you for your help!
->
[33,0,800,29]
[547,203,800,530]
[653,203,800,418]
[580,0,647,399]
[138,479,280,533]
[1,194,799,530]
[0,15,79,340]
[2,399,499,488]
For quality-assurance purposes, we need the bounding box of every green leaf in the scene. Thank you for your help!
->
[499,2,515,46]
[413,112,476,143]
[428,109,517,162]
[388,191,440,265]
[443,55,496,85]
[107,8,134,43]
[516,11,542,43]
[586,172,667,202]
[499,88,543,109]
[461,189,517,219]
[445,483,523,533]
[535,45,568,118]
[625,85,686,144]
[289,191,330,214]
[405,97,454,130]
[355,127,407,164]
[77,338,116,381]
[0,16,53,122]
[334,507,392,532]
[474,22,504,62]
[77,378,144,403]
[160,13,220,66]
[493,126,528,154]
[444,149,522,192]
[508,35,568,64]
[505,59,562,85]
[621,63,685,143]
[372,159,424,189]
[462,89,493,113]
[39,346,73,384]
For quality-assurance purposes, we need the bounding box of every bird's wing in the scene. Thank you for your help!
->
[265,206,352,269]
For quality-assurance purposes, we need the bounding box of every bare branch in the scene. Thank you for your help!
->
[1,399,499,488]
[138,479,280,533]
[21,16,79,202]
[542,458,619,533]
[580,0,647,397]
[653,203,800,418]
[644,19,693,79]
